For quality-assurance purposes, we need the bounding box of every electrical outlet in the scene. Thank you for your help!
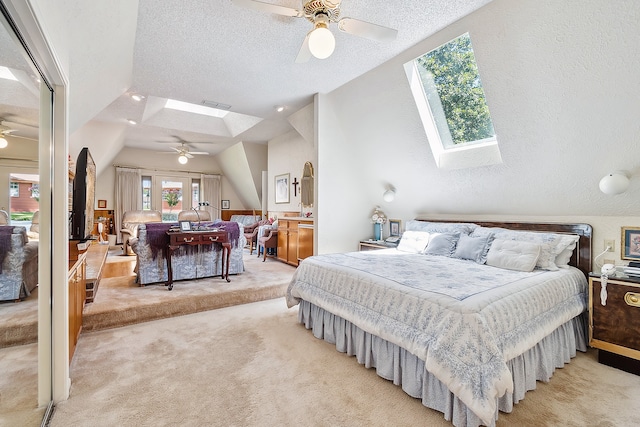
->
[604,240,615,251]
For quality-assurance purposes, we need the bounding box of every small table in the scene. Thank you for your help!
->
[166,230,231,290]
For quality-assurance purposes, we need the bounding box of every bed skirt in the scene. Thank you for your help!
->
[297,300,588,427]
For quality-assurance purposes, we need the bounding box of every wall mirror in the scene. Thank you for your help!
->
[301,161,314,207]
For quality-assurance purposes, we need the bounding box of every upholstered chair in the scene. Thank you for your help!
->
[243,219,270,255]
[0,210,8,225]
[27,210,39,240]
[177,210,212,223]
[120,210,162,255]
[257,229,278,262]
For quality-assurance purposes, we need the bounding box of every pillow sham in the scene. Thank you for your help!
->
[423,232,460,257]
[406,220,478,235]
[453,233,494,263]
[486,239,541,272]
[396,231,430,254]
[555,240,578,268]
[471,227,578,271]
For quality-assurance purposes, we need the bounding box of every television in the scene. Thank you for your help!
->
[70,147,96,240]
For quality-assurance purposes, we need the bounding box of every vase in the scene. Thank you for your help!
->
[374,223,382,241]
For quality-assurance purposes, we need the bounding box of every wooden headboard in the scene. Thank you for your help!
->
[417,220,593,278]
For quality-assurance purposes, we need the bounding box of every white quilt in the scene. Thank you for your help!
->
[286,250,587,425]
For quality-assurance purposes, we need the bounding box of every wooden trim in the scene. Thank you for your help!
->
[590,339,640,361]
[417,220,592,278]
[220,209,262,221]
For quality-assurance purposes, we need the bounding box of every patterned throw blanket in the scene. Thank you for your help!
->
[0,226,15,273]
[144,221,241,260]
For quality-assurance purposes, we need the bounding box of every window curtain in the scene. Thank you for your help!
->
[201,174,221,220]
[115,167,142,243]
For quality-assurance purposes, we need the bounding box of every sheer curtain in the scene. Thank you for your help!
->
[201,174,221,220]
[115,167,142,242]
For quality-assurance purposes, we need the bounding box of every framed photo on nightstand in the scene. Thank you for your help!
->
[622,226,640,260]
[179,220,192,232]
[389,219,402,237]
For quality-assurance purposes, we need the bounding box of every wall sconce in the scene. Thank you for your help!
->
[599,172,630,195]
[383,185,396,202]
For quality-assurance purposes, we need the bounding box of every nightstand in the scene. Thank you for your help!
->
[589,274,640,375]
[358,240,398,251]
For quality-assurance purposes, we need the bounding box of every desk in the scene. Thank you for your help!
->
[166,230,231,290]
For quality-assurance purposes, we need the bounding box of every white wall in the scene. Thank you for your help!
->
[97,147,242,212]
[318,0,640,262]
[267,129,316,216]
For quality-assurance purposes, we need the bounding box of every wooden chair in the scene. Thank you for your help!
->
[257,229,278,261]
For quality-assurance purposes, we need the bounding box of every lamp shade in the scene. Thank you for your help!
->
[599,172,630,195]
[383,189,395,202]
[308,26,335,59]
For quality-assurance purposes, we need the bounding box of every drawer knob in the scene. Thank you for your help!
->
[625,292,640,307]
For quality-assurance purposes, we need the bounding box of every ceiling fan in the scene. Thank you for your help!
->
[158,141,209,165]
[0,119,38,147]
[233,0,398,62]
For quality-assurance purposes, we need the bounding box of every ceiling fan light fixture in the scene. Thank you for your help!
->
[178,153,189,164]
[127,119,138,125]
[130,94,144,102]
[0,137,7,149]
[308,22,335,59]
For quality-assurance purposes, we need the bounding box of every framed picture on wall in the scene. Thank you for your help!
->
[275,173,290,204]
[389,219,402,237]
[97,199,107,209]
[221,200,230,209]
[622,226,640,260]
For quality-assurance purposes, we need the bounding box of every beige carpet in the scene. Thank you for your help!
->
[46,298,640,427]
[0,249,297,427]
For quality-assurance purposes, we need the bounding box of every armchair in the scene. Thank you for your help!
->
[0,210,8,225]
[243,219,270,255]
[120,210,162,255]
[177,209,212,223]
[27,210,39,240]
[257,229,278,262]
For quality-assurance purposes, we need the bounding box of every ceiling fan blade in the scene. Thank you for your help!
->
[295,33,312,63]
[170,146,181,153]
[232,0,302,17]
[185,153,194,159]
[337,17,398,42]
[190,152,209,155]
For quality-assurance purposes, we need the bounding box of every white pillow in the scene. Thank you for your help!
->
[555,240,578,268]
[472,227,578,271]
[486,239,541,272]
[397,231,430,254]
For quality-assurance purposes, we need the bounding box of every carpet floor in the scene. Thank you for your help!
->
[45,298,640,427]
[0,248,297,427]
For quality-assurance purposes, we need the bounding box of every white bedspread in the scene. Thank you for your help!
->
[286,250,587,425]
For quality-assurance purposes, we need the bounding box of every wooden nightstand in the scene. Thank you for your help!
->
[589,274,640,375]
[358,240,398,251]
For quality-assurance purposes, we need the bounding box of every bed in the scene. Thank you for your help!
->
[286,220,592,427]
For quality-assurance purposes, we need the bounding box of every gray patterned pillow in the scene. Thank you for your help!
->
[423,232,460,257]
[406,220,478,235]
[453,233,494,263]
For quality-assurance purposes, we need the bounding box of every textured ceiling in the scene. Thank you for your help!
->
[97,0,494,154]
[0,0,494,154]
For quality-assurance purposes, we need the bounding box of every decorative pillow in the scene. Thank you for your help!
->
[453,233,494,263]
[397,231,430,254]
[555,239,578,268]
[486,239,541,272]
[423,232,460,257]
[472,227,578,271]
[406,220,478,235]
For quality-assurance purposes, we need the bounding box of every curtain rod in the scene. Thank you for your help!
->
[113,164,220,176]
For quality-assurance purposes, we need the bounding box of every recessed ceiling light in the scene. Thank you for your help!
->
[165,99,229,118]
[131,94,144,102]
[276,106,285,113]
[127,119,137,125]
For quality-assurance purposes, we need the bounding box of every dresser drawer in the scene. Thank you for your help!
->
[590,278,640,354]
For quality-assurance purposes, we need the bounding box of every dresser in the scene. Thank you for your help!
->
[277,218,314,266]
[589,274,640,374]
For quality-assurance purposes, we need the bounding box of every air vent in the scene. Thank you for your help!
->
[201,100,231,110]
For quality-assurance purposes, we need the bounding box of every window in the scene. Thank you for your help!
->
[142,176,152,210]
[405,33,501,169]
[191,180,200,209]
[10,182,18,197]
[30,184,39,200]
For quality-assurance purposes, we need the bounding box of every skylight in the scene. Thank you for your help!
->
[0,66,18,81]
[164,99,229,118]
